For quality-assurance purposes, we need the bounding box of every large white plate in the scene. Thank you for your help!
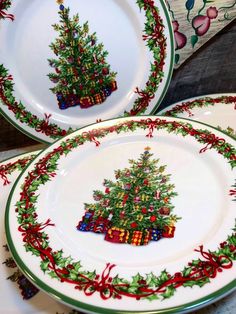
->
[158,93,236,140]
[0,0,174,143]
[5,116,236,313]
[0,152,80,313]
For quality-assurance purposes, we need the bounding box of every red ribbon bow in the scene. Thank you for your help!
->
[0,0,14,21]
[199,133,225,153]
[82,131,100,146]
[0,169,10,185]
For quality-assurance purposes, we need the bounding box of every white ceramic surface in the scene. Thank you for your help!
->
[0,0,174,143]
[5,116,236,313]
[158,94,236,138]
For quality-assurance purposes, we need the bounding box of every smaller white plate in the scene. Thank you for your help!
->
[0,152,78,314]
[158,93,236,139]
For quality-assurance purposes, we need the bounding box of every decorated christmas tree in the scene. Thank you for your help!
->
[48,1,117,110]
[77,147,180,246]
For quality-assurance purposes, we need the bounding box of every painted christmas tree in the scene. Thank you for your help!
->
[77,147,180,246]
[48,1,117,110]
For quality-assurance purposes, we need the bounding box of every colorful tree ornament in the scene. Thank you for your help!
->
[77,147,180,246]
[48,2,117,110]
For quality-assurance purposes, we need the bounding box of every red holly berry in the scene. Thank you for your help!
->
[67,264,74,270]
[105,187,110,194]
[143,179,149,185]
[220,241,227,248]
[150,215,156,222]
[130,222,138,228]
[61,130,67,136]
[99,78,103,84]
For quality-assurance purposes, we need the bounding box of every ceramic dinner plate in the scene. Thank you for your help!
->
[5,116,236,313]
[158,93,236,139]
[0,152,79,313]
[0,0,174,143]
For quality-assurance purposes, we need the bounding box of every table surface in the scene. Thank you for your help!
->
[0,16,235,314]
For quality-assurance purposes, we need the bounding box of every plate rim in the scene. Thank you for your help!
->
[5,115,236,314]
[0,0,174,144]
[157,93,236,115]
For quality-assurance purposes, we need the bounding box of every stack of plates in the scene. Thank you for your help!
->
[0,1,235,313]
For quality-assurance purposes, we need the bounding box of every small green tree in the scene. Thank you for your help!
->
[48,4,117,110]
[77,147,180,246]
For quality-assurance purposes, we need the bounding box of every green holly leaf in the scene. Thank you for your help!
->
[146,272,159,287]
[48,271,58,279]
[112,275,129,286]
[182,267,192,277]
[73,261,82,272]
[158,270,170,285]
[131,273,143,285]
[69,272,78,281]
[146,294,159,301]
[40,260,49,272]
[161,285,175,299]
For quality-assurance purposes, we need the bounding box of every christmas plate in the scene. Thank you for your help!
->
[0,152,81,313]
[5,116,236,313]
[158,94,236,140]
[0,0,174,144]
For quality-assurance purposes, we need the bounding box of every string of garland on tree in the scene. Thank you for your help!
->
[77,147,180,246]
[48,2,117,110]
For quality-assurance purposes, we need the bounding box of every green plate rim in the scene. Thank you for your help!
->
[0,0,174,144]
[5,115,236,314]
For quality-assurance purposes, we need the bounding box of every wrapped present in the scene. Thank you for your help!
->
[84,211,94,220]
[110,80,117,91]
[80,96,93,108]
[142,230,151,245]
[93,92,106,104]
[94,223,105,233]
[150,228,163,241]
[129,230,143,246]
[77,210,96,231]
[93,217,111,233]
[103,86,112,97]
[76,221,89,231]
[162,225,176,238]
[105,227,129,243]
[87,220,95,231]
